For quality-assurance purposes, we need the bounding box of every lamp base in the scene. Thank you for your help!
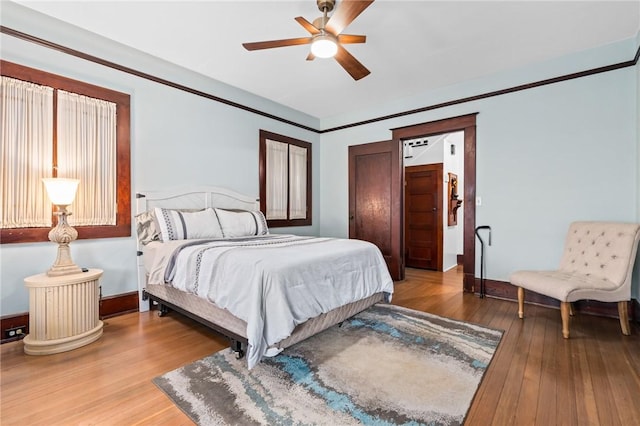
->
[47,263,83,277]
[47,209,82,277]
[47,241,82,277]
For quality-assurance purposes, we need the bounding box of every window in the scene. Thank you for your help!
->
[0,60,131,243]
[259,130,311,227]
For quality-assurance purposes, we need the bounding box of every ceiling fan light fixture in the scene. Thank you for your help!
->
[242,0,373,79]
[310,33,338,58]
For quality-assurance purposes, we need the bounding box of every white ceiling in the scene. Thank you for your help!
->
[12,1,640,120]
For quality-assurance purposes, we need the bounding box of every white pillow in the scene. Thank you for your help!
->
[135,210,161,245]
[154,207,223,241]
[215,209,269,238]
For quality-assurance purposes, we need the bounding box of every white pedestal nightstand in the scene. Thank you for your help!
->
[23,269,104,355]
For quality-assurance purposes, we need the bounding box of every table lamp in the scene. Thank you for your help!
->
[42,178,82,276]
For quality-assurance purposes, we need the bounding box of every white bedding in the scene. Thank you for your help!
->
[145,234,394,368]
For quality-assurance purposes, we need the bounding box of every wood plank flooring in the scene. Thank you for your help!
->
[2,266,639,425]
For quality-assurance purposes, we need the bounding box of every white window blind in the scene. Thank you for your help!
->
[0,76,54,228]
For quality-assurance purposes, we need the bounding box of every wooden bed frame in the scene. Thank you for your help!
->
[135,185,384,359]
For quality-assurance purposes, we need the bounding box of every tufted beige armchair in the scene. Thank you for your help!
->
[510,222,640,338]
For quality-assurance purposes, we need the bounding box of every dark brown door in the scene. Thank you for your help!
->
[404,164,443,270]
[348,140,403,280]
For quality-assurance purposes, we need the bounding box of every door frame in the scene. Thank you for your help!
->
[392,113,477,292]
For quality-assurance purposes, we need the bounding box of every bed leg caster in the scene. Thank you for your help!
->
[231,340,245,359]
[158,304,170,317]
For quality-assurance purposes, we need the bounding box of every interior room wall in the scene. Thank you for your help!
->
[404,137,443,166]
[444,132,464,269]
[319,38,638,288]
[0,3,320,316]
[1,4,638,318]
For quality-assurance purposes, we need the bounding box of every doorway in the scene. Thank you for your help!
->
[393,114,477,292]
[403,131,465,272]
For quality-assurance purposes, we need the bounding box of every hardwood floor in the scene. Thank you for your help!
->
[2,266,639,425]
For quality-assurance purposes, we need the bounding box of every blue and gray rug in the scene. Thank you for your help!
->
[153,304,503,425]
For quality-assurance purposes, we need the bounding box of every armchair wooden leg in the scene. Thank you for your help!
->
[517,287,524,319]
[618,301,631,336]
[560,302,570,339]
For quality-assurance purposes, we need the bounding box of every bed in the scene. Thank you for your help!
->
[135,186,394,368]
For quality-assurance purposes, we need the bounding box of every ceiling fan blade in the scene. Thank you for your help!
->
[243,37,313,51]
[326,0,374,35]
[295,16,320,35]
[337,34,366,44]
[334,44,370,80]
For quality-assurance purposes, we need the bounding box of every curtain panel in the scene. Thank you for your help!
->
[265,139,288,220]
[0,76,54,228]
[57,90,117,226]
[289,144,307,219]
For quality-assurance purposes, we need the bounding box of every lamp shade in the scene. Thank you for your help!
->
[42,178,80,206]
[310,34,338,58]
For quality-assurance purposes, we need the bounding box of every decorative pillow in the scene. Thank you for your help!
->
[154,207,223,241]
[135,210,161,245]
[215,208,269,238]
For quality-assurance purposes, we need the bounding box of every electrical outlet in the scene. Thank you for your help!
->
[4,326,26,339]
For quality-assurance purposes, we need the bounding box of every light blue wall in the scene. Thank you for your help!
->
[0,3,320,316]
[1,3,639,317]
[319,37,639,290]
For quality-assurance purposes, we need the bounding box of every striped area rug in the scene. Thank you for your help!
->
[153,304,503,425]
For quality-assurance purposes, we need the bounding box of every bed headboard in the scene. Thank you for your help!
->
[135,185,259,312]
[136,185,259,214]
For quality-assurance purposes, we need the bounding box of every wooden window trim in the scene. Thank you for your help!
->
[259,130,312,228]
[0,60,131,244]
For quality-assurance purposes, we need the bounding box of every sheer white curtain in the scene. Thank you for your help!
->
[265,139,288,220]
[289,144,307,219]
[57,90,117,226]
[0,76,54,228]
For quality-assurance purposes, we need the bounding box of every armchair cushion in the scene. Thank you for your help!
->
[510,270,619,302]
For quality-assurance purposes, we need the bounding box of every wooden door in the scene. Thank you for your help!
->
[349,140,403,280]
[404,164,443,270]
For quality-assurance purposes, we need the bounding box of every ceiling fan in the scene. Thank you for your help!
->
[242,0,374,81]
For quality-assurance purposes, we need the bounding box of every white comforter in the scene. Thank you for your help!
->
[145,234,394,368]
